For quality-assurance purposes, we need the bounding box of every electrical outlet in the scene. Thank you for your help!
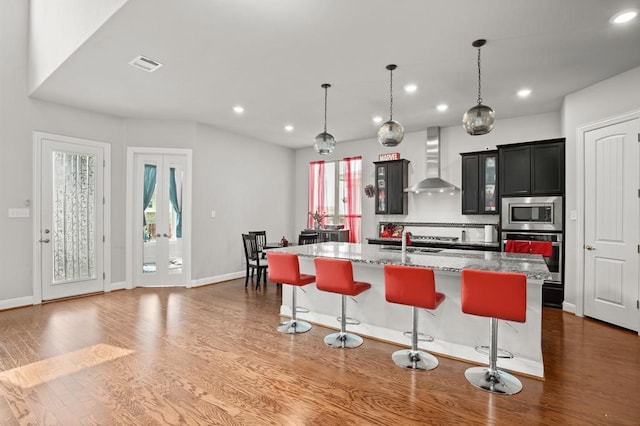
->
[211,210,216,218]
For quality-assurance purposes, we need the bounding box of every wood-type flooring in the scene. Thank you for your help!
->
[0,279,638,425]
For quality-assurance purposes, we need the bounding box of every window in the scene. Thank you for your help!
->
[308,157,362,242]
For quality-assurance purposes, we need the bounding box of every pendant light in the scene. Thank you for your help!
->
[314,83,336,155]
[462,39,495,136]
[378,64,404,147]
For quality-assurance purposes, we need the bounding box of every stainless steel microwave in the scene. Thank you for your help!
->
[501,196,563,232]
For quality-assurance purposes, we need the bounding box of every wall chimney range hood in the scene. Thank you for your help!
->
[405,126,459,193]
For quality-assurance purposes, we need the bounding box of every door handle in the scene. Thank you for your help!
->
[39,238,50,243]
[584,244,596,251]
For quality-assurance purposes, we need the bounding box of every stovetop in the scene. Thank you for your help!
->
[411,235,459,242]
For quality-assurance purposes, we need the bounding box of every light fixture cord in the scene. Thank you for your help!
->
[476,46,483,105]
[389,68,394,120]
[323,85,328,134]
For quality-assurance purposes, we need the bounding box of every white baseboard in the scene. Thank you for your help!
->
[191,271,244,287]
[0,296,34,311]
[109,281,129,291]
[562,301,576,314]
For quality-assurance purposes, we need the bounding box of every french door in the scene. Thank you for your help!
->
[36,133,108,301]
[133,153,188,287]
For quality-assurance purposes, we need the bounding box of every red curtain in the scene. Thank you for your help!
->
[343,156,362,243]
[308,161,326,228]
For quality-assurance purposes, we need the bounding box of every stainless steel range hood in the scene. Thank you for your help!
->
[405,126,459,193]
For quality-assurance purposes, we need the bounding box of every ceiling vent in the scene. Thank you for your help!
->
[128,55,163,72]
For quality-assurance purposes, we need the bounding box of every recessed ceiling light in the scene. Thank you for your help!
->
[404,84,418,93]
[517,88,532,98]
[372,116,383,124]
[436,104,448,112]
[610,9,638,24]
[284,125,294,132]
[233,106,244,114]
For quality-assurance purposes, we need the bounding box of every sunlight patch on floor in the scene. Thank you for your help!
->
[0,343,133,388]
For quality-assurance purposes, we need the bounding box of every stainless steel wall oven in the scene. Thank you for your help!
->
[500,195,564,307]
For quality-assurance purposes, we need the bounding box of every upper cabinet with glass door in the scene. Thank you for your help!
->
[461,150,498,215]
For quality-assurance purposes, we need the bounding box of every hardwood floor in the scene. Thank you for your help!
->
[0,280,638,425]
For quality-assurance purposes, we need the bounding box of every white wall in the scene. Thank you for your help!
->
[294,112,562,241]
[0,1,296,307]
[562,65,640,310]
[1,0,126,305]
[192,123,295,282]
[28,0,128,93]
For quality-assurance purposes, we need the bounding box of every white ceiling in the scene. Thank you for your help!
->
[30,0,640,149]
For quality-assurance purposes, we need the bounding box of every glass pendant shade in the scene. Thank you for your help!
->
[378,64,404,147]
[463,39,495,136]
[462,103,495,135]
[377,120,405,147]
[314,131,336,155]
[314,83,335,155]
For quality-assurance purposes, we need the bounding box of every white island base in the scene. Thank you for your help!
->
[280,255,544,379]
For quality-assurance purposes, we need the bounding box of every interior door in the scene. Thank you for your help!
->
[40,137,105,300]
[584,118,639,331]
[134,154,187,287]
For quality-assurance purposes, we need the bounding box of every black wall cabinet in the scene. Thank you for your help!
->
[374,159,409,215]
[461,150,498,215]
[498,139,565,196]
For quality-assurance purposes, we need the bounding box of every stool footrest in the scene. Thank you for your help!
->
[295,305,310,314]
[337,316,361,326]
[403,331,434,342]
[474,345,514,359]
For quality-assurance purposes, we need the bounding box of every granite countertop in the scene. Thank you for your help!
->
[366,237,500,249]
[269,242,551,281]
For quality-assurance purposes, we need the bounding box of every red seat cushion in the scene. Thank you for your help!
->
[314,258,371,296]
[266,252,315,286]
[461,268,527,323]
[384,264,444,310]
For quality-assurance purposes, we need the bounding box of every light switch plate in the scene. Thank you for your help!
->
[8,208,30,218]
[570,210,577,221]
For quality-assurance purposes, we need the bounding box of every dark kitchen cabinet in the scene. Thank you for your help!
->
[498,139,565,196]
[374,159,409,215]
[461,150,498,215]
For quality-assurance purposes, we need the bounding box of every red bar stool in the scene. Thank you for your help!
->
[314,258,371,348]
[384,264,445,370]
[267,252,315,334]
[461,268,527,395]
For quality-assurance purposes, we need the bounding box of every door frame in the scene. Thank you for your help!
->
[32,131,112,304]
[575,109,640,334]
[125,147,193,288]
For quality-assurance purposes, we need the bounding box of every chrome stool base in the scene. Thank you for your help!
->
[464,366,523,395]
[277,319,311,334]
[392,349,438,370]
[324,332,363,348]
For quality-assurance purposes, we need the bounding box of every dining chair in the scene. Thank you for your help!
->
[241,233,268,289]
[249,230,267,258]
[298,232,319,245]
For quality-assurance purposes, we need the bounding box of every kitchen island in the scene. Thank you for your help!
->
[268,242,551,378]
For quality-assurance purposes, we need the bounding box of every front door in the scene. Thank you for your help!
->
[583,117,639,331]
[39,134,106,300]
[134,153,188,287]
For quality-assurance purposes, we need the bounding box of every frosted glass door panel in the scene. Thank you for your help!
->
[40,136,105,301]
